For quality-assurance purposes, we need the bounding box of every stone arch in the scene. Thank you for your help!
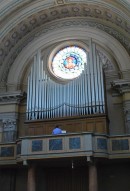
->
[7,21,130,91]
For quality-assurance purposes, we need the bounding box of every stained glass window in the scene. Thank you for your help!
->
[52,46,87,80]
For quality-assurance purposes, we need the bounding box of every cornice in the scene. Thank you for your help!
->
[111,79,130,94]
[0,91,26,104]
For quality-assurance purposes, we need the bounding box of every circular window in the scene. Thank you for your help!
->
[51,46,87,80]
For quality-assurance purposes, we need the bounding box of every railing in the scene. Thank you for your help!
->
[0,133,130,165]
[17,133,93,162]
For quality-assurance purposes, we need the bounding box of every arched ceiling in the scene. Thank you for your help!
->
[0,0,130,89]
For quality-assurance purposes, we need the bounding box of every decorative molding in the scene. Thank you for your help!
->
[0,18,130,85]
[2,119,17,131]
[0,4,130,65]
[0,0,33,19]
[0,119,17,142]
[0,91,26,104]
[97,50,115,71]
[111,79,130,94]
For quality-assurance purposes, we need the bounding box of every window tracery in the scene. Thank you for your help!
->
[51,46,87,80]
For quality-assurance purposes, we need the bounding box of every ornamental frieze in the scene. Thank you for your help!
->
[0,91,26,103]
[0,18,130,84]
[0,4,130,64]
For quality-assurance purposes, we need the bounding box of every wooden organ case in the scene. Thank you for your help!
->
[25,40,108,136]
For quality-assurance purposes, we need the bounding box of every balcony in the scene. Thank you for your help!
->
[0,133,130,165]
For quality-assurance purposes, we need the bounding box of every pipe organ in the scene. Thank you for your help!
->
[26,41,105,120]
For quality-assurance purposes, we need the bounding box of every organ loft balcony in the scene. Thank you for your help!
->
[0,101,129,165]
[0,111,110,164]
[0,40,112,163]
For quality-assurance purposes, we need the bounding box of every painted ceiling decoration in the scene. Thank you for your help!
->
[0,0,130,87]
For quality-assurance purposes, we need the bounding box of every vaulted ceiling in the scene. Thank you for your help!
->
[0,0,130,90]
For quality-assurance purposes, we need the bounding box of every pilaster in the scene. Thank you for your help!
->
[111,79,130,133]
[0,91,26,142]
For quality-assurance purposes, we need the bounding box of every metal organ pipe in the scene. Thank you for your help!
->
[35,54,39,119]
[26,76,29,119]
[32,54,36,119]
[97,52,101,113]
[92,43,97,113]
[29,67,33,119]
[100,58,105,113]
[94,48,100,113]
[38,51,42,119]
[26,42,105,120]
[41,69,44,118]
